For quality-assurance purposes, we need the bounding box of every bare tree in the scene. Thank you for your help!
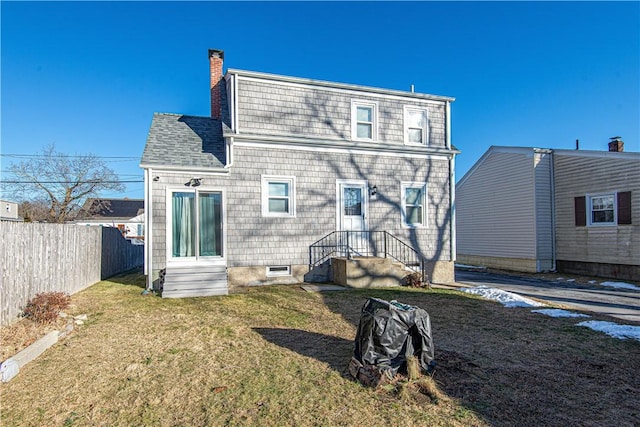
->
[2,144,125,223]
[18,199,51,222]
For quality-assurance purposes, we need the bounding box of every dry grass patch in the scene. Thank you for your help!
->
[1,272,639,426]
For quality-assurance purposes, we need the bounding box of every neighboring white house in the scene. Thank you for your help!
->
[456,140,639,281]
[75,198,145,244]
[0,200,21,222]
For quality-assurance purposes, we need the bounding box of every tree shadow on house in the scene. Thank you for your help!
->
[253,327,354,373]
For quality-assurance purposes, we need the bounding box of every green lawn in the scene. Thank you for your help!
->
[1,272,638,426]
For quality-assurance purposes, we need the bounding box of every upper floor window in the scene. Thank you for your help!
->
[351,100,378,141]
[262,175,296,217]
[401,182,427,227]
[404,107,428,145]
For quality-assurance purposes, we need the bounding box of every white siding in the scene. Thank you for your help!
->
[457,149,537,259]
[554,152,640,266]
[534,152,554,270]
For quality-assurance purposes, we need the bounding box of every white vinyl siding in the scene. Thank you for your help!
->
[533,152,554,271]
[456,150,537,259]
[554,152,639,266]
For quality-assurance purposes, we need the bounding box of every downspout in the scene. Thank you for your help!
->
[446,100,456,264]
[145,167,153,290]
[549,151,557,271]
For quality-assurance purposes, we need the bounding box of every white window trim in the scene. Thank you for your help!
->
[351,100,378,142]
[266,265,291,277]
[165,186,226,265]
[401,182,427,228]
[587,192,617,226]
[403,106,429,146]
[261,175,296,218]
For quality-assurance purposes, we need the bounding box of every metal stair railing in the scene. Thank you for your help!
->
[309,231,426,281]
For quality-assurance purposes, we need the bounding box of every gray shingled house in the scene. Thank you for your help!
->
[457,142,639,281]
[140,49,458,297]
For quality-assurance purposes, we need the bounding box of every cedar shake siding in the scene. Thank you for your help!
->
[141,52,458,293]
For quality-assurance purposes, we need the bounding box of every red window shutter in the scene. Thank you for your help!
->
[574,196,586,226]
[617,191,632,225]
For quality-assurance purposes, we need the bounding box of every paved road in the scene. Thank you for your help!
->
[455,269,640,323]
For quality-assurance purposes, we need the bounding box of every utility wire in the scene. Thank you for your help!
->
[1,154,139,160]
[1,180,144,184]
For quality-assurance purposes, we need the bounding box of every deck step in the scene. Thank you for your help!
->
[162,264,228,298]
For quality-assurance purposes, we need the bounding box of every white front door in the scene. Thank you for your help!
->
[337,180,368,255]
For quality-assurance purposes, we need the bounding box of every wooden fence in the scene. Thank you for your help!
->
[0,222,144,326]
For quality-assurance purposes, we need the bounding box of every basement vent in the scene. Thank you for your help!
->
[266,265,291,277]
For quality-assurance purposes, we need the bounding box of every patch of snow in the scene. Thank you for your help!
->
[600,281,640,291]
[531,309,589,318]
[588,280,598,284]
[455,263,486,270]
[458,286,546,308]
[566,279,576,283]
[577,321,640,341]
[555,278,565,281]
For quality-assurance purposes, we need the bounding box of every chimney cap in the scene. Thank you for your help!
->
[208,49,224,60]
[610,136,622,141]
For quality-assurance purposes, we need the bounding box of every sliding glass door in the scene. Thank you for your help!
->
[171,190,223,259]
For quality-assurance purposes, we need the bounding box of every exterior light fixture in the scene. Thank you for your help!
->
[370,185,378,197]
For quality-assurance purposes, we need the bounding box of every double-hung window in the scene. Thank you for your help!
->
[590,194,615,225]
[574,191,632,226]
[401,182,427,227]
[404,107,428,145]
[351,100,378,141]
[262,175,296,217]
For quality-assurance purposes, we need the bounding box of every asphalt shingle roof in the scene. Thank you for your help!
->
[141,113,226,169]
[77,198,144,220]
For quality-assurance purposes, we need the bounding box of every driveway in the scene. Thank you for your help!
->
[455,269,640,323]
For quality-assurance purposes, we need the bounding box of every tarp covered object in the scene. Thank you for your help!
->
[353,297,434,377]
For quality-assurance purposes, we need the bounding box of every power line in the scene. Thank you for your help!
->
[1,153,140,160]
[1,180,143,184]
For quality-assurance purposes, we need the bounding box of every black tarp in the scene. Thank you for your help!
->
[353,297,434,378]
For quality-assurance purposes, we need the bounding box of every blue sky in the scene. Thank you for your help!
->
[2,1,639,200]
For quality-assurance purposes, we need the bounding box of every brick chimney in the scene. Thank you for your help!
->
[608,136,624,152]
[209,49,224,120]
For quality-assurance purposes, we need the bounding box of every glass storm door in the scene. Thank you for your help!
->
[171,191,223,259]
[341,185,366,231]
[338,182,368,256]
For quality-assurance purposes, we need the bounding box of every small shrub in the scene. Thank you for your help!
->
[23,292,71,324]
[404,272,427,288]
